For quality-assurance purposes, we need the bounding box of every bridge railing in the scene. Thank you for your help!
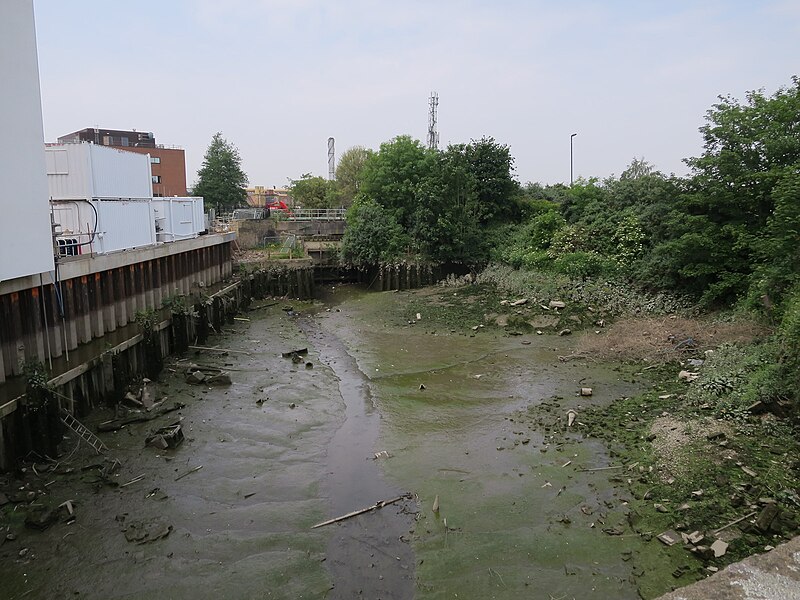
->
[287,208,346,221]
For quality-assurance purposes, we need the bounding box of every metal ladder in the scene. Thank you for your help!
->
[60,409,107,454]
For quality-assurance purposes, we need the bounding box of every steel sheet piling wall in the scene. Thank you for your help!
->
[0,237,235,384]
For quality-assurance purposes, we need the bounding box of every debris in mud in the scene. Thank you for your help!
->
[418,384,426,390]
[510,298,528,306]
[305,361,314,369]
[373,451,391,460]
[678,370,699,382]
[432,495,440,514]
[184,364,233,386]
[311,494,411,529]
[145,422,184,450]
[205,372,232,386]
[282,348,308,358]
[548,300,566,309]
[567,409,577,427]
[145,488,168,501]
[580,387,593,397]
[558,329,572,336]
[122,518,173,544]
[25,504,61,530]
[174,465,203,481]
[97,402,185,432]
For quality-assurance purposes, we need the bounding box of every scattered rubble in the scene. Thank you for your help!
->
[145,422,184,450]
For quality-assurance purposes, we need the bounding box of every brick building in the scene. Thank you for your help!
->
[57,128,187,197]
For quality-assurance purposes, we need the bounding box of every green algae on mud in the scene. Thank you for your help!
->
[320,285,657,598]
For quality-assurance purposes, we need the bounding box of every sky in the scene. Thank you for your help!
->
[33,0,800,189]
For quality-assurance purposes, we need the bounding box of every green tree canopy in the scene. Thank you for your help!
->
[340,197,409,267]
[192,133,248,211]
[288,173,339,209]
[335,146,373,207]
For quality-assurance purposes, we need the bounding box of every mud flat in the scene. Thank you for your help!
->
[1,284,672,599]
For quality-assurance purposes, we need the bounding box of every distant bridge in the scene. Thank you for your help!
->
[230,208,346,221]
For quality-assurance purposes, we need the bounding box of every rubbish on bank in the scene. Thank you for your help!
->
[373,450,391,460]
[418,384,426,390]
[559,329,572,336]
[432,495,440,514]
[580,387,593,397]
[678,370,699,382]
[174,465,203,482]
[548,300,566,309]
[311,494,411,529]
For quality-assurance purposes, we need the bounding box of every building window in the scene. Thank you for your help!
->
[152,175,161,184]
[150,156,161,164]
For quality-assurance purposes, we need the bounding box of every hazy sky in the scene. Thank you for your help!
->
[34,0,799,189]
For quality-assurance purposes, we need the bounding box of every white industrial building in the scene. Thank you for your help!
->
[46,143,205,255]
[0,0,55,283]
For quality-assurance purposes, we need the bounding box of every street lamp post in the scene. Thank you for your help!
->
[570,133,577,185]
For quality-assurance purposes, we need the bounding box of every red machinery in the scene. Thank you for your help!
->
[266,200,293,217]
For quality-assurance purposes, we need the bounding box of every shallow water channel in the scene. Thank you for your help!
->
[1,285,651,599]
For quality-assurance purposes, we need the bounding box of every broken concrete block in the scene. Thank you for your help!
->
[711,539,728,558]
[657,530,680,546]
[205,372,232,386]
[186,371,206,384]
[687,531,705,545]
[755,503,779,532]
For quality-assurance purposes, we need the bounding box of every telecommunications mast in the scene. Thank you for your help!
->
[327,137,335,180]
[427,92,439,150]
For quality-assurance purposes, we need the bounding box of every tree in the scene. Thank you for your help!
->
[335,146,373,206]
[289,173,338,209]
[340,197,408,267]
[675,77,800,303]
[461,137,519,223]
[360,135,435,228]
[192,133,248,211]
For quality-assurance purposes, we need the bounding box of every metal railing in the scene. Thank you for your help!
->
[288,208,346,221]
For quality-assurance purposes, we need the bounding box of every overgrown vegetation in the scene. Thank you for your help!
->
[331,75,800,422]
